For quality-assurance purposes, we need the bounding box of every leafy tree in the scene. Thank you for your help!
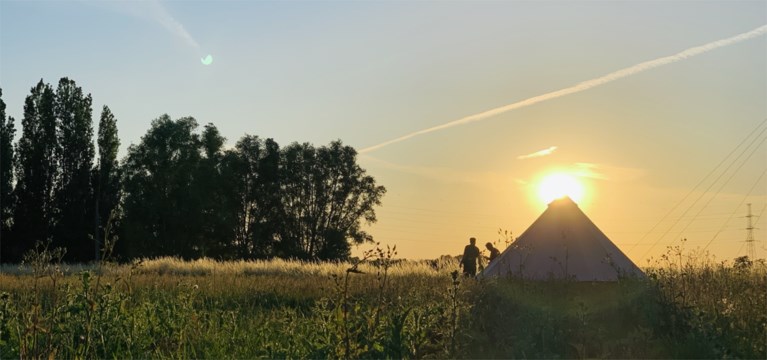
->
[11,80,58,261]
[221,135,281,259]
[1,80,389,263]
[120,115,203,259]
[0,88,16,262]
[53,78,95,261]
[192,123,233,258]
[276,141,386,260]
[93,105,121,260]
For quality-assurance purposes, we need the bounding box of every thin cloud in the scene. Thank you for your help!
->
[359,154,504,185]
[514,178,528,186]
[574,162,645,181]
[518,146,558,160]
[360,24,767,154]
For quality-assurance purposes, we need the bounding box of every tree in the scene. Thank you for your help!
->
[192,123,234,258]
[276,140,386,260]
[120,115,203,259]
[221,135,281,258]
[11,80,58,261]
[53,78,95,261]
[93,105,121,260]
[0,88,16,263]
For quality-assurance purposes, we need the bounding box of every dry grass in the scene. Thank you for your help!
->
[0,245,764,359]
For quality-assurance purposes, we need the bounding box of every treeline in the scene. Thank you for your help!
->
[0,78,385,263]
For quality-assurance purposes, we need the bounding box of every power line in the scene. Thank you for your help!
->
[633,118,767,258]
[672,135,767,243]
[752,202,767,225]
[701,167,767,253]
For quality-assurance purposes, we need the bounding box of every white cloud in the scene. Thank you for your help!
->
[517,146,558,160]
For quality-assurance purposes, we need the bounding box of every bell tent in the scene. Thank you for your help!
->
[481,196,644,281]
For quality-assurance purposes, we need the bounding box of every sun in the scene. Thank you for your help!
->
[537,173,585,204]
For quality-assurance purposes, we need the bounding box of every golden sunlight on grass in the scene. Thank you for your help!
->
[537,172,585,204]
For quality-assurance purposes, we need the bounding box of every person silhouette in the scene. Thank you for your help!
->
[485,242,500,263]
[460,237,481,277]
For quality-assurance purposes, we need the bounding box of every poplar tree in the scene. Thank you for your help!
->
[53,78,95,261]
[12,80,58,261]
[0,89,16,262]
[94,105,120,259]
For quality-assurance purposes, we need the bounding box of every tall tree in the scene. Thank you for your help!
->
[222,135,281,259]
[93,105,121,260]
[120,115,202,259]
[192,123,235,258]
[276,141,386,260]
[53,78,95,262]
[0,88,16,263]
[11,80,58,261]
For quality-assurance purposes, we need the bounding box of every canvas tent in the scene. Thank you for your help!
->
[481,196,644,281]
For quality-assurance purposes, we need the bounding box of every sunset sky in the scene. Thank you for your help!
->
[1,1,765,264]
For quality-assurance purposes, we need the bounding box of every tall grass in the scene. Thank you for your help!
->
[0,244,474,358]
[645,243,767,358]
[0,241,764,359]
[1,255,454,277]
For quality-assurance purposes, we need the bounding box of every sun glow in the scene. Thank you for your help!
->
[537,173,585,204]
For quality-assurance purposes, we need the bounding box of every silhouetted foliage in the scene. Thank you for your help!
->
[2,79,385,262]
[121,115,203,259]
[11,80,58,261]
[276,141,386,260]
[93,105,121,260]
[192,123,232,258]
[53,78,95,262]
[0,88,15,262]
[221,135,282,259]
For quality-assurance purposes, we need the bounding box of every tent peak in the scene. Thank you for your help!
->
[548,196,578,207]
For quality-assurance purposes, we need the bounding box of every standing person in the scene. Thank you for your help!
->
[460,237,481,277]
[485,242,501,263]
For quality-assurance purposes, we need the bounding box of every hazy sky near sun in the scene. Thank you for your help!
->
[1,0,765,263]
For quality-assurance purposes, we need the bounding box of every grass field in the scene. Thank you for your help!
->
[0,244,765,359]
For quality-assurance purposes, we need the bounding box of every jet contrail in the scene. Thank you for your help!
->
[146,0,200,49]
[518,146,558,159]
[360,24,767,154]
[87,0,200,50]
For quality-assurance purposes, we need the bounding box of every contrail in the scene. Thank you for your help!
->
[146,0,200,49]
[360,24,767,154]
[86,0,200,50]
[518,146,558,160]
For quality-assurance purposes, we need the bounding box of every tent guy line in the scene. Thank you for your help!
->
[359,24,767,154]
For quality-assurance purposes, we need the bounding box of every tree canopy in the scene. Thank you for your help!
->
[0,79,385,263]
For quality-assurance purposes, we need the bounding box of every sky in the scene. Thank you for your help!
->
[1,0,766,264]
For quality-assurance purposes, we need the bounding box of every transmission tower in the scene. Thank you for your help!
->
[745,203,755,259]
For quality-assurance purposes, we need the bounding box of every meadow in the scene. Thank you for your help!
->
[0,243,765,359]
